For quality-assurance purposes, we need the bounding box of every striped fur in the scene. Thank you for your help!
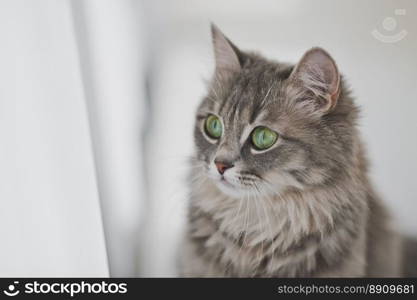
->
[181,26,403,277]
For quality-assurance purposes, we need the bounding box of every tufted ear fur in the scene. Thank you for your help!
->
[290,47,341,113]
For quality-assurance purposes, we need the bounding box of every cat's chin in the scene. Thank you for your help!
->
[213,179,258,199]
[211,177,289,199]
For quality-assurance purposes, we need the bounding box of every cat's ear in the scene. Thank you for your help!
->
[211,24,242,76]
[290,48,341,113]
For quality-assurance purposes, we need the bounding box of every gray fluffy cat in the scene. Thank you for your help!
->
[182,25,414,277]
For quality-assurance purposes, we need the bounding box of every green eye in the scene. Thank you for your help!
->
[205,115,223,139]
[251,127,278,150]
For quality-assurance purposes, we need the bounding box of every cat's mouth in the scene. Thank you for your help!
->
[203,162,264,197]
[212,173,260,198]
[219,176,236,187]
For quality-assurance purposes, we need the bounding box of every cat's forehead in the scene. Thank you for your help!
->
[199,59,296,130]
[220,73,287,124]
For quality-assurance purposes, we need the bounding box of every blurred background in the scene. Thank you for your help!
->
[2,0,416,277]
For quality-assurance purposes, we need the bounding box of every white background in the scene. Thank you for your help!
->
[2,0,416,277]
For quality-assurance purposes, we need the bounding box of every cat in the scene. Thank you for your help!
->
[181,24,407,277]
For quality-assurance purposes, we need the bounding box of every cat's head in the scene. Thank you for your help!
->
[193,24,359,198]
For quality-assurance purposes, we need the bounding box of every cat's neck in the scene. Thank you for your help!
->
[190,169,368,252]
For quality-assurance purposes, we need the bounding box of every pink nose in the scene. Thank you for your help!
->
[215,161,234,175]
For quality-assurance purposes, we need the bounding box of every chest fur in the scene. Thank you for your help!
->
[187,181,367,277]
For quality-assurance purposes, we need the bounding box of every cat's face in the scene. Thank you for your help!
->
[193,25,356,199]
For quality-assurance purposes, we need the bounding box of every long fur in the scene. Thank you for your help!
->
[181,29,407,277]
